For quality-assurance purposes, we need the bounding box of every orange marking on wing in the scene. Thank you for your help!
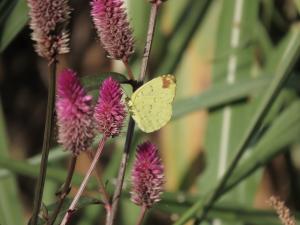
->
[162,75,175,88]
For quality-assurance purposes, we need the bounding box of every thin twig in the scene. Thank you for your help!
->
[106,118,135,225]
[86,151,111,209]
[47,156,77,225]
[60,137,107,225]
[138,3,160,82]
[30,61,57,225]
[135,205,147,225]
[122,60,135,80]
[105,3,161,225]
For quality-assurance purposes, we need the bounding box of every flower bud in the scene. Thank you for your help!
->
[91,0,134,62]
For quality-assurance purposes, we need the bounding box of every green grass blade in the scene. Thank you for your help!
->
[293,0,300,14]
[173,76,270,120]
[1,153,300,225]
[0,99,24,225]
[198,2,261,225]
[174,22,300,225]
[155,0,212,75]
[0,0,28,52]
[225,100,300,192]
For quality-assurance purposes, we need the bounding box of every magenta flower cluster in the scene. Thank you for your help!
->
[27,0,71,61]
[94,77,127,138]
[91,0,134,62]
[56,69,95,155]
[56,71,126,154]
[131,142,164,208]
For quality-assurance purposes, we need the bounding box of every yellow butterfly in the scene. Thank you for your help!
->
[126,75,176,133]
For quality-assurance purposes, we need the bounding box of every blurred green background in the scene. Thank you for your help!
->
[0,0,300,224]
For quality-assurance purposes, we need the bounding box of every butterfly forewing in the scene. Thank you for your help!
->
[130,75,176,133]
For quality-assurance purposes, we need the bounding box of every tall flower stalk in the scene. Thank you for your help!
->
[91,0,135,79]
[27,0,71,224]
[106,1,164,225]
[47,69,94,225]
[60,77,126,225]
[60,137,107,225]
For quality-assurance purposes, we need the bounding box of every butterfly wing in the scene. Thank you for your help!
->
[129,75,176,133]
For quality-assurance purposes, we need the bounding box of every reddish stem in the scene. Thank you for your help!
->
[123,60,135,80]
[59,137,107,225]
[135,205,147,225]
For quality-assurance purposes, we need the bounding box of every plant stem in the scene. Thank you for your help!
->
[123,60,134,80]
[60,137,107,225]
[135,205,147,225]
[47,156,77,225]
[139,3,160,82]
[105,4,161,225]
[30,61,57,225]
[106,118,135,225]
[86,151,111,210]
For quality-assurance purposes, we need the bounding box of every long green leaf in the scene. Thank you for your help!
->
[0,99,24,225]
[158,198,300,225]
[155,0,212,75]
[198,2,261,225]
[225,100,300,192]
[174,22,300,225]
[173,76,270,120]
[0,0,28,52]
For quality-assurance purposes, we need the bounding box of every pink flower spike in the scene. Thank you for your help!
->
[56,69,95,155]
[27,0,71,61]
[91,0,134,62]
[131,141,165,208]
[94,77,126,138]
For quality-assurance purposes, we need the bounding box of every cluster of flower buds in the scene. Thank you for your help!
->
[91,0,134,62]
[131,142,164,208]
[56,72,164,207]
[27,0,71,62]
[56,72,126,155]
[29,0,165,214]
[56,69,95,156]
